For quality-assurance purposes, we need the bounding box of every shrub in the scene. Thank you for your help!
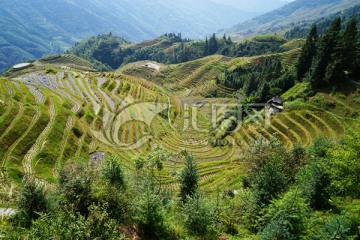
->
[258,189,309,239]
[28,204,121,239]
[328,126,360,197]
[45,67,57,74]
[182,192,218,238]
[58,163,95,217]
[102,155,125,187]
[15,176,47,227]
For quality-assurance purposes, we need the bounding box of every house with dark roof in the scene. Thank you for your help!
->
[267,97,284,116]
[90,152,106,161]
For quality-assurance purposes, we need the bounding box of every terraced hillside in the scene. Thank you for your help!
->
[122,47,302,97]
[0,50,359,205]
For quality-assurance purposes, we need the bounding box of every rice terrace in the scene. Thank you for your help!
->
[1,0,360,239]
[0,43,358,194]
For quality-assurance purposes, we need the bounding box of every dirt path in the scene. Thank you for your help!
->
[84,78,101,114]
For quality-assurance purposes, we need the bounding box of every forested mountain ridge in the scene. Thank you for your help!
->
[285,4,360,39]
[0,0,256,74]
[225,0,359,40]
[64,33,290,72]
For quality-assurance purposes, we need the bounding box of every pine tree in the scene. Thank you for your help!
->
[179,151,199,203]
[102,156,124,187]
[342,18,358,73]
[204,37,209,55]
[325,18,358,84]
[208,33,218,55]
[311,17,342,88]
[296,24,318,79]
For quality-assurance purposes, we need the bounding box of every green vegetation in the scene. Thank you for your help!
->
[297,18,360,89]
[67,33,293,71]
[0,6,359,238]
[2,130,360,239]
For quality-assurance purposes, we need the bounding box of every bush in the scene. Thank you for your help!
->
[328,126,360,197]
[258,189,309,239]
[15,176,47,227]
[102,155,125,187]
[28,204,121,239]
[182,192,218,238]
[313,212,352,240]
[296,157,333,210]
[45,67,57,74]
[58,163,95,217]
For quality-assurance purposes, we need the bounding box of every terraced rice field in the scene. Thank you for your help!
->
[0,49,358,203]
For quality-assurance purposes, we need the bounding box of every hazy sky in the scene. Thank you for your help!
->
[211,0,295,13]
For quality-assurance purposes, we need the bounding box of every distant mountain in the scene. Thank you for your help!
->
[0,0,257,74]
[285,4,360,39]
[225,0,359,40]
[211,0,294,13]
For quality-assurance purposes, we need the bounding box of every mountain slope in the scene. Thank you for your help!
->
[211,0,293,13]
[225,0,359,40]
[0,47,358,191]
[0,0,256,74]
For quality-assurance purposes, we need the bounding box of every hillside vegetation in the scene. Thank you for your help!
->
[67,33,293,71]
[0,13,359,240]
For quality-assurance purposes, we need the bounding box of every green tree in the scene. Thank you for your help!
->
[258,189,309,240]
[16,176,47,227]
[182,192,217,238]
[244,138,290,206]
[296,157,333,210]
[208,33,218,55]
[204,37,209,55]
[313,212,352,240]
[58,163,94,217]
[102,155,124,187]
[341,18,358,73]
[328,126,360,197]
[135,179,169,239]
[28,204,121,239]
[133,145,171,190]
[311,17,342,88]
[179,151,199,203]
[297,24,318,79]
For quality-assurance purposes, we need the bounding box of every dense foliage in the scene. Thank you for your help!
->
[67,33,289,71]
[2,126,360,239]
[297,18,360,89]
